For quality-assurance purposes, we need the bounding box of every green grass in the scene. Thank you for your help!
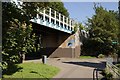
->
[3,62,60,79]
[80,56,96,59]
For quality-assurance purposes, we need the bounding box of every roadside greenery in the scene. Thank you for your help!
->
[3,62,60,79]
[101,69,113,80]
[3,2,32,71]
[97,54,105,58]
[80,56,96,59]
[73,23,86,33]
[116,64,120,68]
[83,4,119,56]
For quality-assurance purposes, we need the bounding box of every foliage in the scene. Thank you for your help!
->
[22,2,49,19]
[79,23,88,31]
[115,64,120,68]
[3,62,60,78]
[80,56,96,59]
[97,54,105,58]
[49,1,69,17]
[73,23,85,33]
[101,69,113,80]
[2,3,34,70]
[22,1,69,17]
[73,23,78,33]
[85,4,119,56]
[2,2,46,70]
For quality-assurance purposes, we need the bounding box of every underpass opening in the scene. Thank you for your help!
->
[25,22,81,60]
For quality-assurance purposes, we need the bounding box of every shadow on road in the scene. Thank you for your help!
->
[63,61,106,69]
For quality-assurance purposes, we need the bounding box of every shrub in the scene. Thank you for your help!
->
[115,64,120,68]
[101,69,113,80]
[98,54,105,58]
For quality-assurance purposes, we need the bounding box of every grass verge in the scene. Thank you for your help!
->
[3,62,60,79]
[80,56,96,59]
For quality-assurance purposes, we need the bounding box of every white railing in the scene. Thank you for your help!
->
[30,7,75,34]
[106,58,120,78]
[38,7,75,28]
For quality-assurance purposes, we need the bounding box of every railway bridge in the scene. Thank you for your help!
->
[30,8,81,58]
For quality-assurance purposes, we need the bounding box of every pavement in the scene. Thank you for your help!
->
[24,58,106,78]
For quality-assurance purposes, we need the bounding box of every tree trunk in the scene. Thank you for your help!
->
[20,52,25,63]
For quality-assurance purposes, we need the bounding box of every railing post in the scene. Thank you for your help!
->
[36,14,39,19]
[66,17,68,27]
[55,11,56,25]
[49,8,51,23]
[37,8,39,19]
[70,19,71,30]
[63,15,65,29]
[59,13,61,27]
[43,8,45,21]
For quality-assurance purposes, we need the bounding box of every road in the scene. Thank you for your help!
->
[47,58,106,78]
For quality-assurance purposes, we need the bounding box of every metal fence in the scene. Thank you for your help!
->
[106,58,120,78]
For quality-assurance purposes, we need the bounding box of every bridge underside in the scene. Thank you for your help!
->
[30,22,80,58]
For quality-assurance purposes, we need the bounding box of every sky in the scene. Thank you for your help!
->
[63,2,119,25]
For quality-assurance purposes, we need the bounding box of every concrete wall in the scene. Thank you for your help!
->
[48,30,81,58]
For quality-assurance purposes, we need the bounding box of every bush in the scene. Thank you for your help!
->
[98,54,105,58]
[115,64,120,68]
[101,69,113,80]
[110,53,118,58]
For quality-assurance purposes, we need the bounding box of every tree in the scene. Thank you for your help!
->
[85,4,119,56]
[22,2,49,19]
[22,1,69,18]
[49,2,69,17]
[2,1,69,71]
[2,2,37,71]
[118,1,120,57]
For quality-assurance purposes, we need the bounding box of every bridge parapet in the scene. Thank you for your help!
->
[30,7,76,34]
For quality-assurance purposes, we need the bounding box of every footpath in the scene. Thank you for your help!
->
[47,58,106,78]
[24,58,106,79]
